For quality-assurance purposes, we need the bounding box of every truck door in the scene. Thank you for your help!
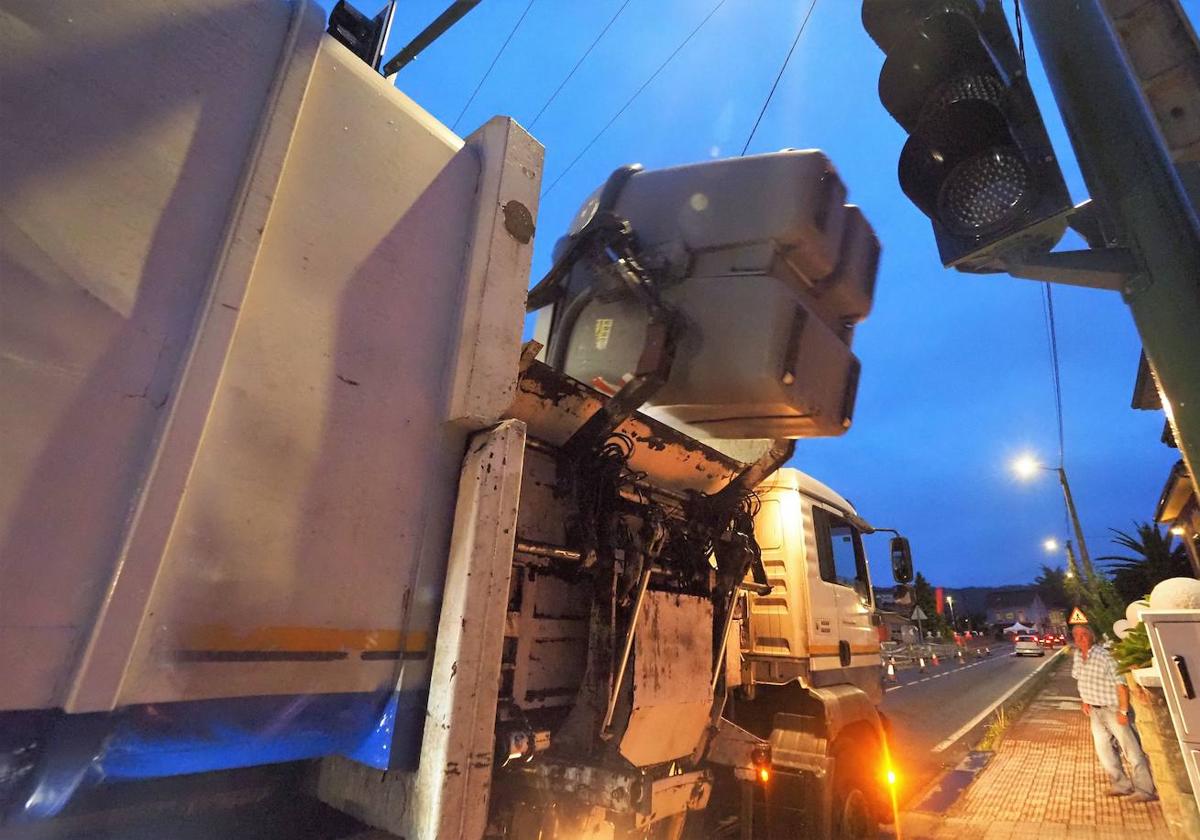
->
[811,506,877,675]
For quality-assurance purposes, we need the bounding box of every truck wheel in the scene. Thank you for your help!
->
[831,744,879,840]
[834,786,876,840]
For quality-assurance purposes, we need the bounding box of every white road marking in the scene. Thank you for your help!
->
[930,648,1066,753]
[883,652,1002,692]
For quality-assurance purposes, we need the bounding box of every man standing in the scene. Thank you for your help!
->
[1071,622,1157,801]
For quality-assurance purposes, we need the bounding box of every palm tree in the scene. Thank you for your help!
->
[1097,522,1193,605]
[1034,564,1069,608]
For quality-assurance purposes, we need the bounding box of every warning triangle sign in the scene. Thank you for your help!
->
[911,606,928,621]
[1068,606,1089,625]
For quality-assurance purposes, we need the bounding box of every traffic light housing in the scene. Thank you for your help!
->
[863,0,1071,271]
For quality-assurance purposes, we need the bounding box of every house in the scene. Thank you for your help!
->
[877,609,917,644]
[1155,460,1200,579]
[986,588,1052,633]
[872,586,894,610]
[1132,357,1199,578]
[1047,607,1067,635]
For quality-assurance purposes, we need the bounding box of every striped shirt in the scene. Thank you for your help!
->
[1072,644,1122,707]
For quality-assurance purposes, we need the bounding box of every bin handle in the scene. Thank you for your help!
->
[1172,655,1195,701]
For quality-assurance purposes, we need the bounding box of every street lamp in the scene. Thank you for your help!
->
[1042,537,1059,552]
[1013,453,1041,480]
[946,595,958,632]
[1011,453,1095,581]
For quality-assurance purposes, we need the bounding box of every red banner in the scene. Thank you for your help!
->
[935,587,945,615]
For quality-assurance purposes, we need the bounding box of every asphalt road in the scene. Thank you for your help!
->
[882,643,1064,806]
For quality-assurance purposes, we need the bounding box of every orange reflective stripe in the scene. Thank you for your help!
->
[182,625,428,653]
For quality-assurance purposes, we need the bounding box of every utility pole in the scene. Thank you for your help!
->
[1022,0,1200,500]
[1056,467,1095,581]
[1064,540,1081,582]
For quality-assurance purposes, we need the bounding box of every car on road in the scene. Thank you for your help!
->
[1039,633,1065,648]
[1014,634,1046,656]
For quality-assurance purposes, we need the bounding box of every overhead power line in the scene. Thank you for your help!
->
[741,0,819,156]
[1041,282,1066,467]
[529,0,633,130]
[452,0,537,131]
[542,0,730,198]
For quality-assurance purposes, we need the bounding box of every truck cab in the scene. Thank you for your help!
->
[746,468,882,703]
[694,469,896,838]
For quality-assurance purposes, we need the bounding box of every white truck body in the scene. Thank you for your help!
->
[2,0,534,714]
[0,2,894,836]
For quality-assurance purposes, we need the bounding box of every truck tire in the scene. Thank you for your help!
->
[831,741,879,840]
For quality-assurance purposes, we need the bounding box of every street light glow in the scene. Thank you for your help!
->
[1170,525,1186,536]
[1012,453,1041,480]
[1043,538,1059,552]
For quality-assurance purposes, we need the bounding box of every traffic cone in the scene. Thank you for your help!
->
[957,648,965,663]
[932,652,939,667]
[918,656,926,672]
[887,658,897,682]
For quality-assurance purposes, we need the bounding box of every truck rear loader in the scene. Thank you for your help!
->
[0,1,910,836]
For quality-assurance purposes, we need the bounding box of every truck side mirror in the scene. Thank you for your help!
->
[890,536,913,584]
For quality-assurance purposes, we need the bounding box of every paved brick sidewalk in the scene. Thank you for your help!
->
[897,661,1169,839]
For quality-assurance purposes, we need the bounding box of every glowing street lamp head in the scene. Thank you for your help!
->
[1043,538,1059,552]
[1012,453,1041,480]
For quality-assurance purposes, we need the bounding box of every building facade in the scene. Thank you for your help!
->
[986,588,1052,632]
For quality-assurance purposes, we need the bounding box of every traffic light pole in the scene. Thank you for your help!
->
[1021,0,1200,499]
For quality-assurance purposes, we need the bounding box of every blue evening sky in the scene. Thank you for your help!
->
[330,0,1196,588]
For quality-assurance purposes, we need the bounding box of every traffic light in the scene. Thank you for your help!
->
[862,0,1071,271]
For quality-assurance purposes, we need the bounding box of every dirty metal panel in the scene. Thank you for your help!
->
[513,448,569,547]
[407,419,526,840]
[506,362,744,498]
[513,618,588,709]
[640,770,712,823]
[510,571,589,710]
[619,592,713,767]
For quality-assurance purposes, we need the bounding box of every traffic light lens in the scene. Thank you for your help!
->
[937,147,1030,236]
[924,72,1005,120]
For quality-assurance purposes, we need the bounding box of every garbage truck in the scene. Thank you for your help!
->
[0,1,911,836]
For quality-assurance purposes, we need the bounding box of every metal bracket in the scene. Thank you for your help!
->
[709,439,797,513]
[1065,198,1119,249]
[1002,247,1138,291]
[559,314,679,463]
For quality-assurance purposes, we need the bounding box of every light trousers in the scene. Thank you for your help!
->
[1088,706,1156,795]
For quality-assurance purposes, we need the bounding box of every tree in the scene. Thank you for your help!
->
[1098,522,1193,606]
[1034,564,1069,608]
[912,572,948,638]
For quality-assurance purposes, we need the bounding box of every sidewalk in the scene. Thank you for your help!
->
[898,660,1170,840]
